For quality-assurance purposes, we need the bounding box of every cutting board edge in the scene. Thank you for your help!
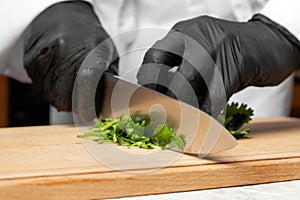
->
[1,156,299,200]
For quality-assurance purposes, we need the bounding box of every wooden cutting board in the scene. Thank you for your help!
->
[0,117,300,199]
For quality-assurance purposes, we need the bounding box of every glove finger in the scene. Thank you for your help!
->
[75,38,117,122]
[142,31,184,66]
[166,47,228,117]
[166,57,210,112]
[137,31,185,93]
[24,37,75,111]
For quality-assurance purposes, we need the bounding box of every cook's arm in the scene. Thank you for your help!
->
[0,0,91,82]
[0,0,119,115]
[137,0,300,116]
[260,0,300,42]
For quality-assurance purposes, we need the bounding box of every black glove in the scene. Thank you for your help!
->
[23,1,118,112]
[137,14,300,116]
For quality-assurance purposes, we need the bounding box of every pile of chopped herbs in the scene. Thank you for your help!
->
[78,114,186,150]
[78,102,253,150]
[224,102,254,139]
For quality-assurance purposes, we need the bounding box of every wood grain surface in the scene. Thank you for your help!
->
[0,117,300,199]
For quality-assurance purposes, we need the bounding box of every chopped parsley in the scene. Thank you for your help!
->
[78,102,253,151]
[78,114,186,150]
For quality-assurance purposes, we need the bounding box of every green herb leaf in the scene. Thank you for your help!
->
[78,114,185,151]
[152,124,175,149]
[225,102,254,139]
[173,134,186,151]
[229,128,251,139]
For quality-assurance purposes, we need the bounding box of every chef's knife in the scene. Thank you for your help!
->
[100,72,237,157]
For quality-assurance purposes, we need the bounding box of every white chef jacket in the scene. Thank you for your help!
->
[0,0,299,123]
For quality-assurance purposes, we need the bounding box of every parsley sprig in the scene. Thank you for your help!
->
[224,102,254,139]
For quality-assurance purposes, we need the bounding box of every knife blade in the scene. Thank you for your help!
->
[100,72,237,157]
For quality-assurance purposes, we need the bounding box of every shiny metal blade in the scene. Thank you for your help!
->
[100,73,237,156]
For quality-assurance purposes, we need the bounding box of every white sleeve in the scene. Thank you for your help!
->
[260,0,300,41]
[0,0,93,83]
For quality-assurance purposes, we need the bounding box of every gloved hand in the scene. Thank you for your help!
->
[137,14,300,115]
[23,1,118,112]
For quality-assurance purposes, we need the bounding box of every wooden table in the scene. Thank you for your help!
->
[0,117,300,199]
